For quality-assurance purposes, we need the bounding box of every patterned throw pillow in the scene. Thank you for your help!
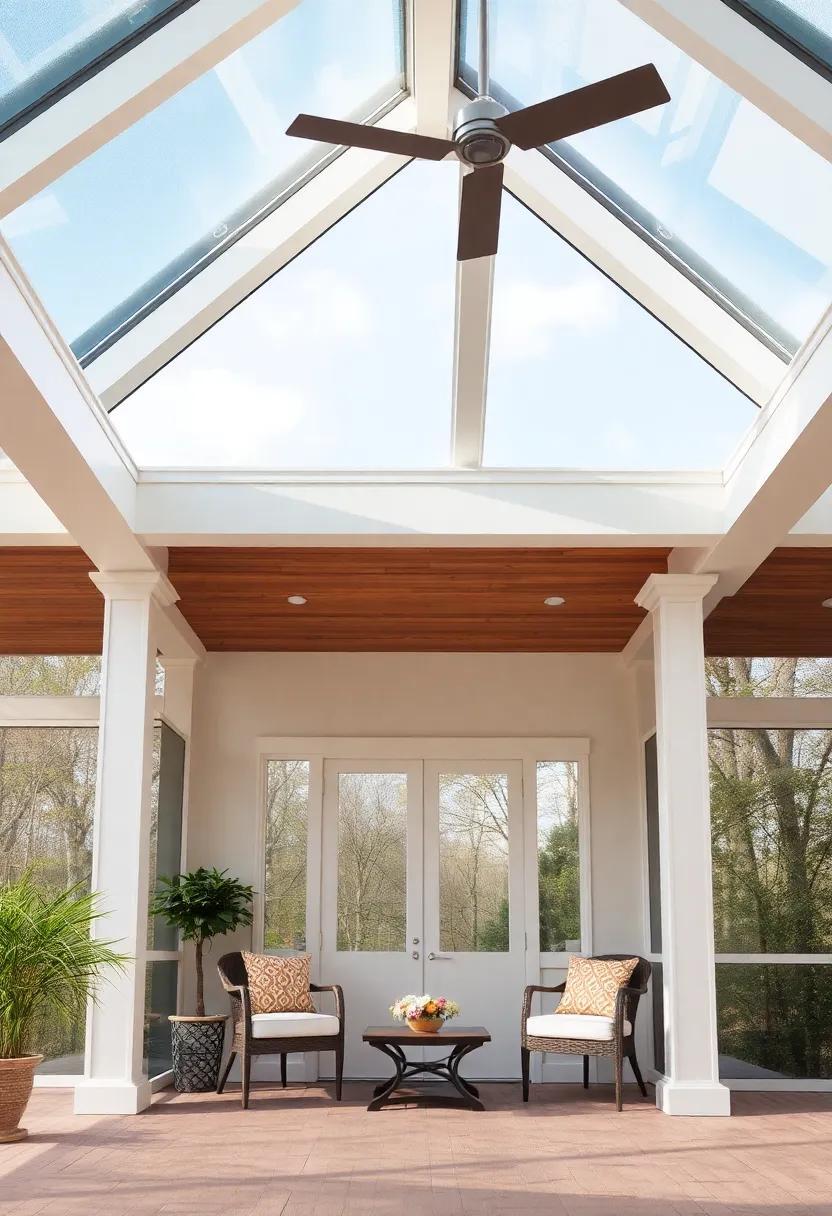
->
[555,955,639,1018]
[242,952,316,1014]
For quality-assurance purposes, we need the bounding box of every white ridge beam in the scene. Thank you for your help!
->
[0,0,301,217]
[617,0,832,163]
[87,101,416,407]
[451,250,494,468]
[411,0,456,138]
[504,145,785,405]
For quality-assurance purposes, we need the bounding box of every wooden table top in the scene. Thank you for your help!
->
[363,1025,491,1045]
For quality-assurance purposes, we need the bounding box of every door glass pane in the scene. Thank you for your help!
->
[0,0,184,131]
[264,760,309,951]
[537,761,581,952]
[147,722,185,950]
[144,959,178,1078]
[337,771,406,951]
[717,963,832,1079]
[438,772,510,952]
[709,727,832,952]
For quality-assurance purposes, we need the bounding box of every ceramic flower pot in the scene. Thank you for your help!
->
[0,1055,43,1143]
[407,1016,443,1034]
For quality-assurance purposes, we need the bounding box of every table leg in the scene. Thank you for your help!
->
[372,1044,408,1097]
[367,1042,406,1111]
[447,1044,485,1111]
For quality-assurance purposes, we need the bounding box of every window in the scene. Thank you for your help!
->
[726,1,832,71]
[643,736,662,954]
[147,722,185,951]
[3,0,406,361]
[537,761,581,953]
[110,160,456,468]
[483,192,757,469]
[706,656,832,697]
[438,772,510,952]
[144,959,179,1079]
[0,724,97,1073]
[0,655,101,695]
[709,706,832,1079]
[459,0,832,355]
[263,760,309,951]
[337,771,407,951]
[0,1,188,132]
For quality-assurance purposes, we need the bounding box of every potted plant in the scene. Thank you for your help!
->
[150,867,253,1092]
[0,874,126,1143]
[390,994,460,1034]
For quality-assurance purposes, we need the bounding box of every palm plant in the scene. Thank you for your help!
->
[150,868,253,1016]
[0,874,127,1060]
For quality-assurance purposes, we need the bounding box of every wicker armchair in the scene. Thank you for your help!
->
[216,952,344,1109]
[521,954,651,1111]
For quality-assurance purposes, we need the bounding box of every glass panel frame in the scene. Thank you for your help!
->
[335,768,408,953]
[437,770,511,953]
[263,759,309,952]
[144,958,179,1079]
[536,760,582,954]
[722,0,832,75]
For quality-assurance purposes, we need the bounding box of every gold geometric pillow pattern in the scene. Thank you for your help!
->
[242,952,316,1015]
[555,955,639,1019]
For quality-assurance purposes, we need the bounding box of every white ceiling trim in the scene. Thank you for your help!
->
[503,144,786,406]
[0,0,302,218]
[617,0,832,163]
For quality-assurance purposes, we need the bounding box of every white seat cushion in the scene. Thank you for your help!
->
[526,1013,632,1042]
[251,1012,340,1039]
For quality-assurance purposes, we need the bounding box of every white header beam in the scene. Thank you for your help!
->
[411,0,456,138]
[451,249,494,468]
[618,0,832,163]
[0,0,300,217]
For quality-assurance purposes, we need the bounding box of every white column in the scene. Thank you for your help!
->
[74,571,178,1116]
[635,573,731,1117]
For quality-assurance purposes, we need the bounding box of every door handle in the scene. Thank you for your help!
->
[412,951,420,960]
[427,952,451,961]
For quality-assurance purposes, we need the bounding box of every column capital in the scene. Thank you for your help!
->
[90,569,178,608]
[635,572,718,613]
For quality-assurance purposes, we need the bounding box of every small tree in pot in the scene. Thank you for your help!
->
[151,867,253,1092]
[0,875,127,1142]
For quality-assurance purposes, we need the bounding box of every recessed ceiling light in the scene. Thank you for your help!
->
[543,596,565,607]
[287,595,307,606]
[823,598,832,608]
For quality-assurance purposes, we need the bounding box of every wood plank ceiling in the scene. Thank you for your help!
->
[0,547,102,653]
[167,546,670,652]
[704,548,832,656]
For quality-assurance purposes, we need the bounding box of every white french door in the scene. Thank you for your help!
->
[319,757,525,1080]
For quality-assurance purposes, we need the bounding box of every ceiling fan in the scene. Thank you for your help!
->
[286,4,670,263]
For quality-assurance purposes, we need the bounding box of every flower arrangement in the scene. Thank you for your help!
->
[390,994,460,1033]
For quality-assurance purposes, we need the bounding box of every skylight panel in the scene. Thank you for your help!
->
[727,1,832,70]
[111,161,456,469]
[1,0,405,362]
[0,1,186,132]
[482,192,758,470]
[458,0,832,358]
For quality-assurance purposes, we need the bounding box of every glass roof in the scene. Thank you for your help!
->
[1,0,405,362]
[112,161,457,468]
[0,0,186,132]
[483,192,757,469]
[728,1,832,69]
[459,0,832,357]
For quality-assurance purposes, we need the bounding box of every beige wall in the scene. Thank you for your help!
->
[186,652,649,1046]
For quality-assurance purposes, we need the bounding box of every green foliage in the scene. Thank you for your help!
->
[0,873,127,1060]
[538,817,581,952]
[150,867,254,946]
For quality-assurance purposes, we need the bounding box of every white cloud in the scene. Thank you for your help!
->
[114,367,307,466]
[492,278,615,360]
[256,268,372,348]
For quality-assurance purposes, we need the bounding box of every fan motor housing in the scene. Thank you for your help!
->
[453,97,511,166]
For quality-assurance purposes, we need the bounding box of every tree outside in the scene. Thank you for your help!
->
[707,656,832,1078]
[337,771,407,951]
[263,760,309,950]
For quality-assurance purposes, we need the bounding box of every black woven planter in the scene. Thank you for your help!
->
[169,1016,227,1092]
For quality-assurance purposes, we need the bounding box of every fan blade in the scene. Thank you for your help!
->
[495,64,670,151]
[286,114,455,160]
[457,163,504,261]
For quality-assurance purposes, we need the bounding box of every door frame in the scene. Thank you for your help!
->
[254,737,592,1083]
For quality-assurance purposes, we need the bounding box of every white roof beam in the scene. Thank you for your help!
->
[86,100,416,407]
[669,309,832,614]
[0,0,301,217]
[617,0,832,163]
[450,233,494,469]
[410,0,456,138]
[503,145,785,405]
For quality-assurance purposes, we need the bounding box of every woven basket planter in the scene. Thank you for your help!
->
[169,1016,227,1093]
[0,1056,42,1143]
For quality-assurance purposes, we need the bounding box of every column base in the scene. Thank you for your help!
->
[656,1077,732,1116]
[73,1078,152,1115]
